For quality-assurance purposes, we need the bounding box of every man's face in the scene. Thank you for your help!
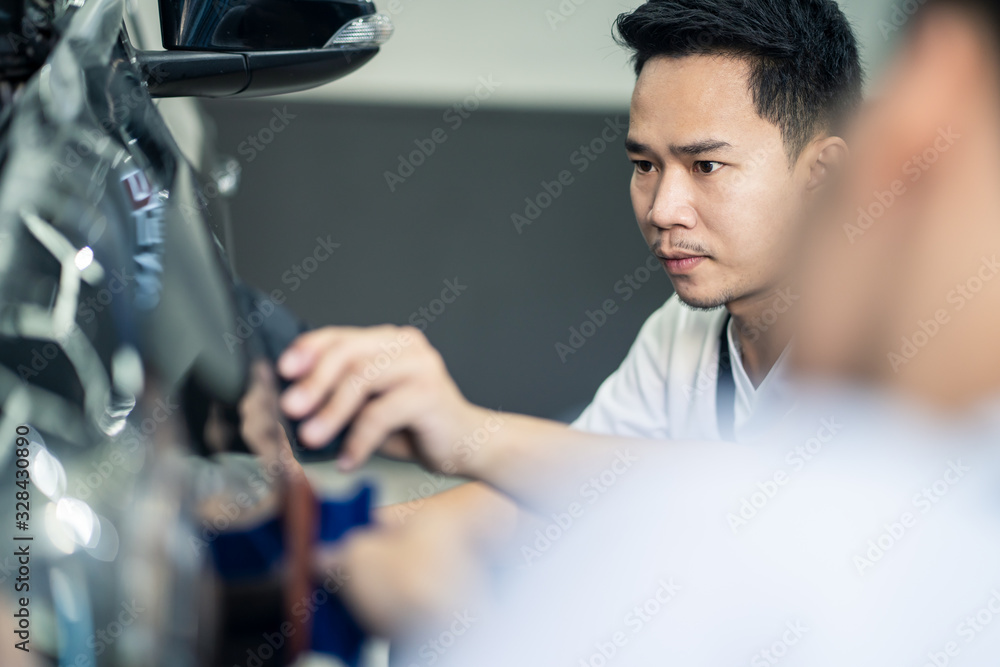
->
[627,55,811,310]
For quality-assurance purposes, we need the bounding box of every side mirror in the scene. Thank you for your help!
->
[135,0,393,98]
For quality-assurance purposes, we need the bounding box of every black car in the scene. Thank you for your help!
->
[0,0,391,664]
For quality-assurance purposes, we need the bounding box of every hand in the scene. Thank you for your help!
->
[277,325,493,474]
[202,359,305,482]
[314,501,490,638]
[238,361,300,470]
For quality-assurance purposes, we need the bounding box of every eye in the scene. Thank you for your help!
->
[694,161,723,174]
[632,160,655,174]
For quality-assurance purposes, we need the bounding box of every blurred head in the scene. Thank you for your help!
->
[794,0,1000,408]
[615,0,862,311]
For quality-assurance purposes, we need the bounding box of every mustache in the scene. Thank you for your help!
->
[650,239,711,256]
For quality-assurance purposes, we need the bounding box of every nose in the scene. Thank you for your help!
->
[646,169,697,231]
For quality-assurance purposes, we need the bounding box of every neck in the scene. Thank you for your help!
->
[726,284,797,388]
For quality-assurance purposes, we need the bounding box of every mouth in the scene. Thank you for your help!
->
[656,251,709,275]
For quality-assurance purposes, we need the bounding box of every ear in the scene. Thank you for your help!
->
[803,136,849,192]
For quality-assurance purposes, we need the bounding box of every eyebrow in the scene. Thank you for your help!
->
[625,138,733,157]
[672,140,733,156]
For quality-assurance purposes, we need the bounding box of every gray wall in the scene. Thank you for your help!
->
[202,100,672,420]
[198,0,904,421]
[281,0,898,109]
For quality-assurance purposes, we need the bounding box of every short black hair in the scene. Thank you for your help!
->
[614,0,864,160]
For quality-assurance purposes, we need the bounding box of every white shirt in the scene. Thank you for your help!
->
[572,294,794,442]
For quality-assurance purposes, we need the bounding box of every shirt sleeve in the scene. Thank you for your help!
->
[571,299,675,439]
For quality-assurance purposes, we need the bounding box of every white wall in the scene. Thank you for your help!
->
[288,0,902,110]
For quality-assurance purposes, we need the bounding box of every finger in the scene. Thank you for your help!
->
[281,333,371,419]
[346,343,443,398]
[249,358,276,389]
[298,354,432,447]
[377,432,416,461]
[239,361,286,457]
[338,389,427,472]
[281,325,408,418]
[282,325,422,420]
[278,327,356,380]
[312,541,349,581]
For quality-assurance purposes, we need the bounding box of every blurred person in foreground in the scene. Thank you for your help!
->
[309,0,1000,663]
